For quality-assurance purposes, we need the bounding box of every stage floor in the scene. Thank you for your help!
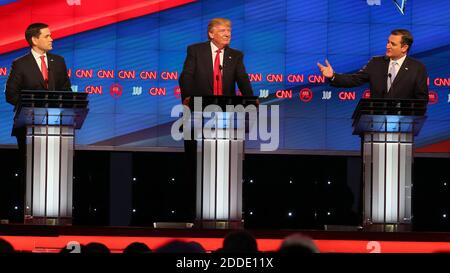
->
[1,224,450,253]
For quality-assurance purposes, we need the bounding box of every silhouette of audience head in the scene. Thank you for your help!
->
[0,238,15,253]
[123,242,152,254]
[220,230,258,253]
[278,233,319,253]
[82,242,111,254]
[155,240,205,253]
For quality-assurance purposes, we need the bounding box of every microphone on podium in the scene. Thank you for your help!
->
[387,73,393,94]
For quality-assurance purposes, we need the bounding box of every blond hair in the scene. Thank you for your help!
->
[207,18,231,40]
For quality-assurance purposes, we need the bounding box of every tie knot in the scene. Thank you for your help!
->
[40,55,46,61]
[216,49,221,54]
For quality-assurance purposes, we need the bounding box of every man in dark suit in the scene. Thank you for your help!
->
[179,17,253,104]
[317,29,428,100]
[6,23,72,106]
[4,23,71,221]
[178,18,254,220]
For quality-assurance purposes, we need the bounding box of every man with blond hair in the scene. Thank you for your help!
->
[179,18,254,214]
[179,17,253,104]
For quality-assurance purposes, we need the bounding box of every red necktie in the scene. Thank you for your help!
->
[213,49,222,96]
[40,55,48,89]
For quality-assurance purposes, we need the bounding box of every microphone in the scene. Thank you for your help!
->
[387,73,393,94]
[47,68,54,91]
[216,65,223,85]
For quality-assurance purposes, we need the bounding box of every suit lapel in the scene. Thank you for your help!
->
[26,53,46,89]
[201,42,214,91]
[222,47,232,93]
[47,53,55,91]
[382,57,390,93]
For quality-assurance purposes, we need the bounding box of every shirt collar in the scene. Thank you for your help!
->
[210,42,223,54]
[390,55,407,67]
[31,49,47,60]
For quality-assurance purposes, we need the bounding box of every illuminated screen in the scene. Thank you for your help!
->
[1,0,449,153]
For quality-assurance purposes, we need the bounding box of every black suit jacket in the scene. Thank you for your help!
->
[179,42,253,100]
[5,52,72,135]
[6,52,72,106]
[331,56,428,100]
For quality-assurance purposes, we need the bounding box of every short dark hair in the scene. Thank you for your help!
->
[391,29,413,52]
[0,238,15,253]
[123,242,152,254]
[25,23,48,47]
[222,231,258,253]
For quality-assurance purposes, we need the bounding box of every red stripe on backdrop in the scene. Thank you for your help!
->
[416,139,450,153]
[0,0,196,54]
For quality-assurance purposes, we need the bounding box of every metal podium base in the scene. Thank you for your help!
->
[152,222,194,229]
[24,216,72,226]
[361,223,412,232]
[194,220,244,229]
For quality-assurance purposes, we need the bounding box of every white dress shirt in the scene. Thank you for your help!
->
[210,42,224,72]
[31,49,48,72]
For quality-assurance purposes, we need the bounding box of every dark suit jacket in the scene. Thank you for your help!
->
[6,52,72,106]
[5,52,72,135]
[331,56,428,100]
[179,42,253,100]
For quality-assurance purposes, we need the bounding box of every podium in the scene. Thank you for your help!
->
[352,98,427,229]
[187,96,258,228]
[14,90,88,225]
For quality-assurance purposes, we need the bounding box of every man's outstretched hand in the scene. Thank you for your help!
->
[317,59,334,79]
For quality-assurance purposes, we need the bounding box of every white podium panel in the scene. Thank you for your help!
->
[195,112,245,226]
[363,132,413,224]
[25,125,74,224]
